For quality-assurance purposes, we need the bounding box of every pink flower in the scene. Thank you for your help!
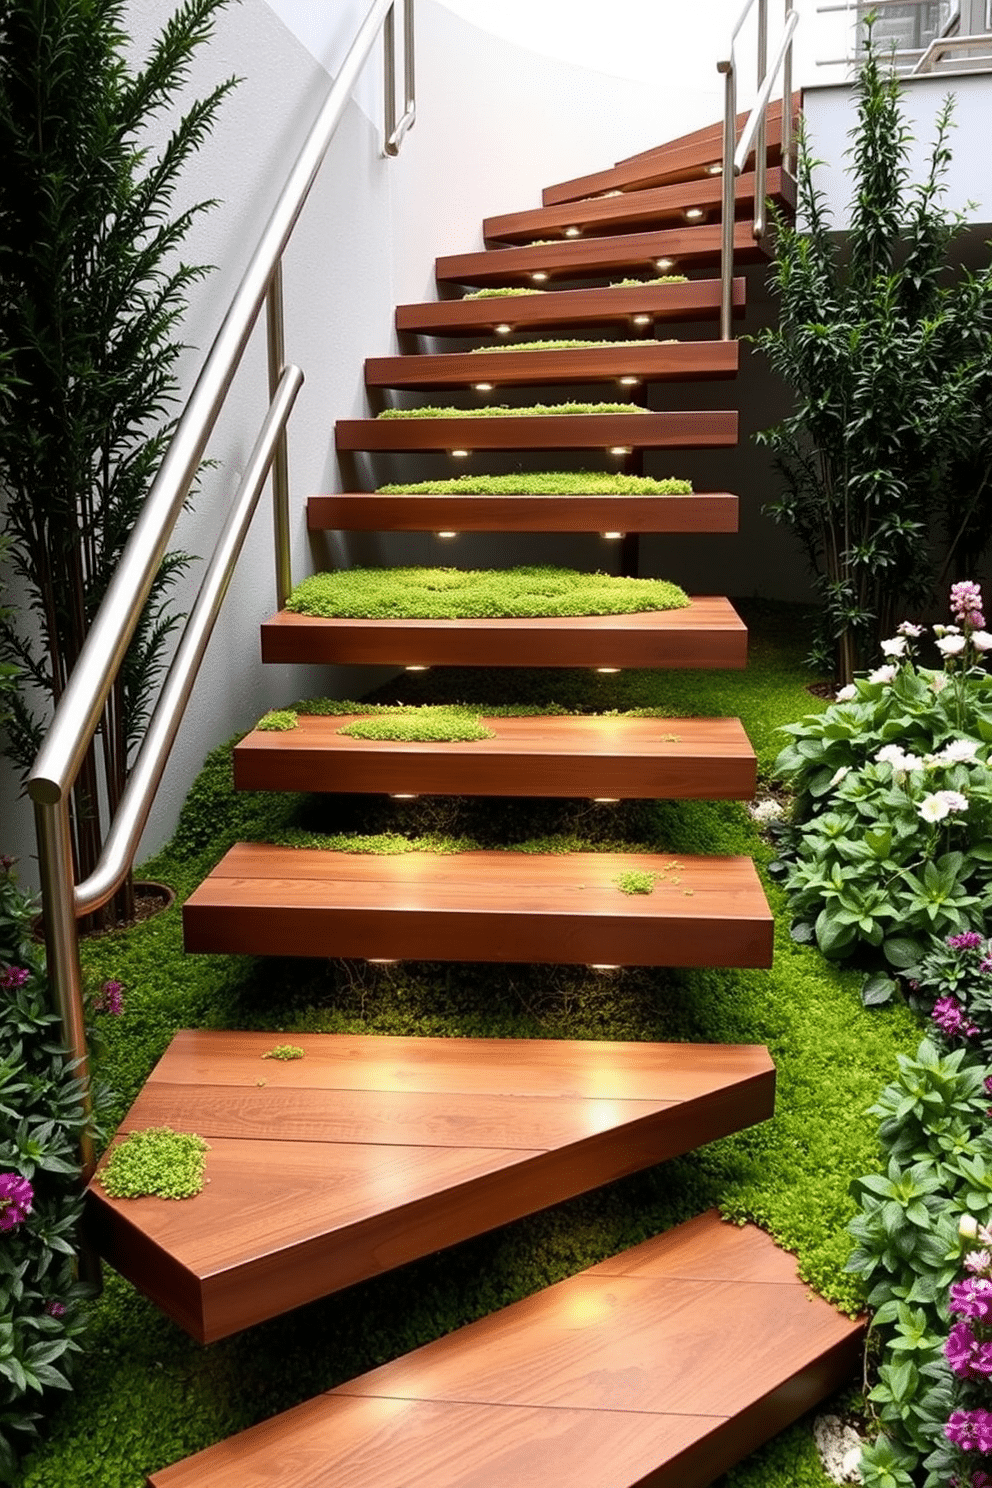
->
[0,1173,33,1231]
[946,1408,992,1454]
[933,997,979,1038]
[898,621,925,637]
[951,581,985,627]
[93,980,124,1016]
[948,931,984,949]
[44,1300,66,1319]
[950,1276,992,1320]
[0,966,29,991]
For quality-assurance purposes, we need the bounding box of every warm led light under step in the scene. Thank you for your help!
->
[655,257,676,271]
[609,446,632,456]
[632,315,653,327]
[405,665,430,672]
[531,271,549,283]
[368,958,399,966]
[618,376,640,386]
[684,207,705,222]
[601,531,624,540]
[706,162,723,175]
[592,797,619,804]
[596,667,621,674]
[494,323,512,335]
[390,794,418,800]
[435,531,458,539]
[564,226,581,237]
[450,449,470,458]
[589,963,621,972]
[473,382,494,391]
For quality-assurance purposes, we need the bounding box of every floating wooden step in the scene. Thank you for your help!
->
[86,1032,775,1346]
[307,490,739,533]
[260,595,748,670]
[233,714,758,799]
[182,845,773,968]
[485,168,790,245]
[543,99,788,204]
[364,340,738,392]
[335,410,737,454]
[396,277,745,338]
[148,1209,862,1488]
[436,220,768,289]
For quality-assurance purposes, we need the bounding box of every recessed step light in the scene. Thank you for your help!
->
[632,315,653,327]
[390,794,418,800]
[531,271,549,283]
[450,448,470,458]
[494,323,512,335]
[367,958,399,966]
[706,162,722,175]
[655,257,676,271]
[473,381,494,391]
[592,797,620,804]
[685,207,705,222]
[608,445,632,456]
[435,531,458,539]
[601,531,624,540]
[596,667,621,674]
[564,226,581,238]
[618,376,640,387]
[405,665,430,672]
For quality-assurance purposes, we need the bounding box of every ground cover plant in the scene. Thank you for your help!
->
[283,566,689,620]
[468,338,667,353]
[376,400,644,418]
[8,601,925,1488]
[376,472,693,495]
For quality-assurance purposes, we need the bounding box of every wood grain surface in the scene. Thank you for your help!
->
[306,491,740,533]
[364,340,739,391]
[334,409,737,452]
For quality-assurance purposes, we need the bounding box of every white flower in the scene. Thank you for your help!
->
[938,789,968,814]
[748,799,784,824]
[936,634,967,657]
[971,631,992,653]
[934,624,961,638]
[835,684,857,702]
[880,636,908,658]
[829,766,850,788]
[867,664,897,685]
[919,793,951,822]
[936,739,980,764]
[875,745,923,773]
[932,673,949,694]
[897,621,925,638]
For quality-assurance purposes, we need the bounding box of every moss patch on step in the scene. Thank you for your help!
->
[462,285,547,299]
[338,707,494,743]
[377,472,692,496]
[610,275,689,287]
[98,1128,209,1201]
[376,401,644,419]
[284,567,689,620]
[469,338,673,353]
[616,869,659,895]
[256,709,298,732]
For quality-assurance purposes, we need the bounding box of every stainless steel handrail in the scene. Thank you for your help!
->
[25,0,416,1175]
[718,0,798,339]
[913,28,992,67]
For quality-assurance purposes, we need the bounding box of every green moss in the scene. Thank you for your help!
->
[377,472,693,496]
[616,869,658,895]
[98,1128,209,1200]
[256,709,298,732]
[262,1044,304,1060]
[376,401,644,419]
[609,275,689,287]
[462,285,546,299]
[469,338,672,353]
[339,708,494,743]
[285,567,689,621]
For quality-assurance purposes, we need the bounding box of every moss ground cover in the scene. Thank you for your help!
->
[376,400,643,419]
[15,601,923,1488]
[284,566,689,620]
[377,472,693,495]
[468,338,667,353]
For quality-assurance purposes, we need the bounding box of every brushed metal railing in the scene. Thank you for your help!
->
[26,0,416,1176]
[718,0,799,339]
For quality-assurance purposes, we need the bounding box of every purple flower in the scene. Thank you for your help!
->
[0,966,29,991]
[0,1173,33,1231]
[951,582,986,628]
[950,1277,992,1320]
[947,1320,980,1376]
[93,980,124,1016]
[948,932,985,950]
[946,1409,992,1454]
[933,996,979,1038]
[44,1300,66,1319]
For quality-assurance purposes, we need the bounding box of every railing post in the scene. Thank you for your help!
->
[782,0,795,176]
[383,0,416,156]
[754,0,768,240]
[718,58,737,341]
[266,261,292,610]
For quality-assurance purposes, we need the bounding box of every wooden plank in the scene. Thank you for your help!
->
[435,221,767,288]
[233,713,757,799]
[542,100,789,204]
[259,596,748,670]
[84,1034,774,1344]
[334,409,737,453]
[364,340,739,391]
[395,277,745,337]
[181,845,774,968]
[306,491,739,533]
[148,1210,863,1488]
[485,168,788,245]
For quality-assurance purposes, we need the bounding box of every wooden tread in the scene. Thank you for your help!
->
[485,167,791,246]
[86,1032,775,1345]
[335,410,737,453]
[307,491,739,533]
[259,595,748,670]
[233,714,757,799]
[182,845,773,968]
[364,340,738,392]
[543,99,789,204]
[435,221,769,288]
[395,277,745,337]
[148,1209,862,1488]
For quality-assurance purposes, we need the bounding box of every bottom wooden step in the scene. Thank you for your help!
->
[85,1032,774,1344]
[148,1209,863,1488]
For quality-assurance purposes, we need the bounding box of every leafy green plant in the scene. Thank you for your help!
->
[284,566,689,620]
[376,401,644,419]
[0,859,94,1476]
[377,472,693,496]
[754,27,992,681]
[0,0,236,924]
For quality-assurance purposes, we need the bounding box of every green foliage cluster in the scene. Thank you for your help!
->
[847,1040,990,1487]
[285,566,689,620]
[461,286,546,299]
[755,30,992,681]
[376,401,643,419]
[338,708,494,743]
[98,1129,209,1201]
[255,709,298,732]
[377,472,693,495]
[261,1045,304,1062]
[610,275,688,287]
[615,869,657,895]
[0,862,93,1477]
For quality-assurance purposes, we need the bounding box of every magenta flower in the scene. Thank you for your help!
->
[951,581,986,629]
[948,932,985,950]
[946,1409,992,1454]
[0,966,29,991]
[44,1300,66,1319]
[0,1173,33,1231]
[933,996,979,1038]
[947,1320,980,1376]
[93,979,124,1016]
[950,1277,992,1320]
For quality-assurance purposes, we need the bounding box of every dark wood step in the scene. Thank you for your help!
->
[543,98,789,204]
[182,845,773,968]
[148,1208,862,1488]
[396,276,745,337]
[307,490,739,533]
[260,595,748,670]
[335,410,737,454]
[233,714,757,799]
[364,340,738,392]
[436,220,770,288]
[87,1032,775,1347]
[485,167,791,245]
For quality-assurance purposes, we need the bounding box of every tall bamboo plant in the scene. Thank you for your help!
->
[0,0,236,923]
[755,27,992,684]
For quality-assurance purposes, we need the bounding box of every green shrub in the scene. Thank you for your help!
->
[284,567,689,620]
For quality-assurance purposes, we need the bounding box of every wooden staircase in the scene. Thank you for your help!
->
[85,104,864,1486]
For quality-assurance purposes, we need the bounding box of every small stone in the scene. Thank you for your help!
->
[813,1414,864,1484]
